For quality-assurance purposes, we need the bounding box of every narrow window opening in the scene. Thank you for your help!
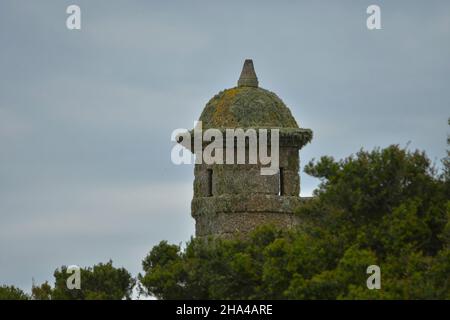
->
[279,168,285,196]
[207,169,213,197]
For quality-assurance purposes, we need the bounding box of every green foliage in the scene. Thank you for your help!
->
[443,119,450,202]
[31,281,52,300]
[0,285,29,300]
[140,145,450,299]
[32,260,135,300]
[3,142,448,300]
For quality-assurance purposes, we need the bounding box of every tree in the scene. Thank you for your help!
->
[140,145,450,299]
[33,260,135,300]
[31,281,52,300]
[0,285,29,300]
[443,119,450,195]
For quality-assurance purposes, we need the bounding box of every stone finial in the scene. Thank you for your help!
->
[238,59,258,88]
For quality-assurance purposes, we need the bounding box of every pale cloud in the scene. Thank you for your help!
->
[0,182,193,239]
[0,182,194,291]
[0,108,33,139]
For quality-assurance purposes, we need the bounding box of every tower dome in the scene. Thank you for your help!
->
[199,60,299,130]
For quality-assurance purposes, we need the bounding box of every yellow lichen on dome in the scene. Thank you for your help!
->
[199,86,299,129]
[211,88,239,127]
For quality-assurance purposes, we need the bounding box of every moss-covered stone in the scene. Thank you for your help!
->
[199,87,299,129]
[188,60,314,238]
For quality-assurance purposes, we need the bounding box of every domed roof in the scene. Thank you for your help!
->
[199,60,299,129]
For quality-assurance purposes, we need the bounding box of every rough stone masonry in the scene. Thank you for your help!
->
[184,59,313,237]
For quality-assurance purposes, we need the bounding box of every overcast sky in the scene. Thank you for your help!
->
[1,0,449,292]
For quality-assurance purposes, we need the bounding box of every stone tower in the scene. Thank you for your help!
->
[188,60,312,237]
